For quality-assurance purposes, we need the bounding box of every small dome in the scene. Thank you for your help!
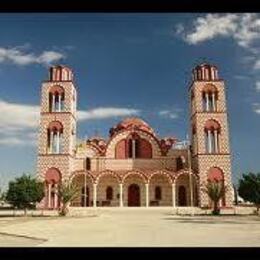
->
[109,117,155,136]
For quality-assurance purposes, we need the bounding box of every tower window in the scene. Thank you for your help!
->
[202,92,217,112]
[47,121,63,154]
[204,120,220,154]
[202,85,218,112]
[49,86,65,112]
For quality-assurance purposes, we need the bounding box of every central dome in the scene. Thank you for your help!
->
[109,117,155,136]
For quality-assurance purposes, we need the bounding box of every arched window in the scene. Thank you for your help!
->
[176,156,184,171]
[155,186,162,200]
[115,135,152,159]
[136,138,152,158]
[106,186,113,200]
[47,121,63,154]
[202,85,218,112]
[86,157,91,170]
[49,86,65,112]
[204,119,220,154]
[115,139,127,159]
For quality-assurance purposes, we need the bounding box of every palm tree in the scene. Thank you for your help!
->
[203,180,226,215]
[57,181,79,216]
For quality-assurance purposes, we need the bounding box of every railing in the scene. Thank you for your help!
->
[73,157,188,172]
[173,141,189,149]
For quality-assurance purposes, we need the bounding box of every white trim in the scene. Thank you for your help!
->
[119,183,123,207]
[93,183,97,207]
[145,183,149,207]
[172,183,176,207]
[207,130,212,153]
[205,93,209,111]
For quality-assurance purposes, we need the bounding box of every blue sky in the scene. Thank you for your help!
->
[0,13,260,189]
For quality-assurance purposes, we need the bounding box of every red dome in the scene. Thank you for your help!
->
[109,117,155,136]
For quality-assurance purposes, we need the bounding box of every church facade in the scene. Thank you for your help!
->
[37,63,233,209]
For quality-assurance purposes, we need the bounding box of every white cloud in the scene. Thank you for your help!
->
[253,59,260,70]
[0,137,35,146]
[0,99,39,130]
[77,107,140,121]
[176,13,260,49]
[0,99,140,146]
[252,103,260,114]
[0,47,65,66]
[158,109,180,119]
[233,75,250,80]
[37,51,65,65]
[256,82,260,92]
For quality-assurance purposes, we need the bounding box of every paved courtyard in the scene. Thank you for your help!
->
[0,208,259,247]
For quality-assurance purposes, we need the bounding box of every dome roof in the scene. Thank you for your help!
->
[109,117,155,136]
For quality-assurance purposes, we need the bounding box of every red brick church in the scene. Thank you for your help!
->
[37,63,233,209]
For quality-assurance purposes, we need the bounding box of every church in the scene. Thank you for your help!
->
[37,63,233,209]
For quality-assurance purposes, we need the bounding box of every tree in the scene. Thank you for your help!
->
[57,181,79,216]
[203,180,226,215]
[238,172,260,214]
[233,184,238,205]
[0,188,6,206]
[6,174,44,215]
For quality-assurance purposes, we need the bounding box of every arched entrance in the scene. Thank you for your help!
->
[70,173,93,207]
[45,167,61,209]
[128,184,140,206]
[149,173,172,206]
[207,167,226,207]
[178,185,187,206]
[97,172,120,207]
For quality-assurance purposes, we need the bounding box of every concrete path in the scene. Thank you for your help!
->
[0,208,259,247]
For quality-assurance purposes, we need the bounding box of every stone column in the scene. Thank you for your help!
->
[56,131,60,154]
[214,130,218,153]
[212,93,216,111]
[189,174,194,207]
[119,183,123,207]
[52,94,55,112]
[84,173,87,207]
[172,183,176,207]
[211,67,215,80]
[207,130,212,153]
[58,94,61,112]
[54,184,58,209]
[93,183,97,207]
[50,131,54,153]
[48,183,51,209]
[205,93,209,111]
[145,183,149,207]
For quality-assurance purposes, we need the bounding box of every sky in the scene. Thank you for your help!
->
[0,13,260,189]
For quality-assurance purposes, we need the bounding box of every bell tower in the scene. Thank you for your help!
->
[189,63,233,208]
[37,65,77,209]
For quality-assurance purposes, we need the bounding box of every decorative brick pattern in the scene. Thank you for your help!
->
[190,65,233,208]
